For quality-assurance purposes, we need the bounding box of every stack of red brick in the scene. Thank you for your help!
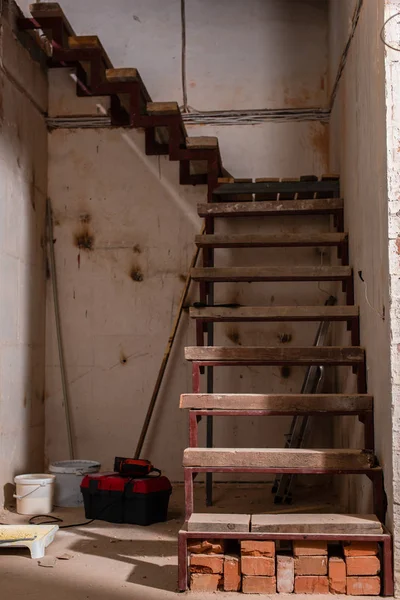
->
[188,539,381,594]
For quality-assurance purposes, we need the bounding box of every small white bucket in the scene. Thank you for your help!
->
[49,460,101,507]
[14,474,56,515]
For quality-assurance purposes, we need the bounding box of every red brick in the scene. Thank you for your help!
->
[190,553,223,574]
[343,541,379,557]
[241,540,275,557]
[224,554,241,592]
[294,575,329,594]
[329,556,347,594]
[188,539,225,554]
[277,554,294,593]
[295,555,327,575]
[190,573,222,592]
[241,555,275,576]
[242,576,276,594]
[346,556,380,576]
[346,576,381,596]
[293,540,328,556]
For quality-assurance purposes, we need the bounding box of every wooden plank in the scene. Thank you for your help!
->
[197,198,344,218]
[184,346,364,364]
[147,101,180,115]
[68,36,113,68]
[218,177,234,184]
[179,394,373,412]
[195,233,347,248]
[183,448,376,469]
[106,68,139,82]
[251,514,382,535]
[188,513,251,533]
[214,181,340,196]
[189,305,359,322]
[190,266,352,283]
[186,136,218,149]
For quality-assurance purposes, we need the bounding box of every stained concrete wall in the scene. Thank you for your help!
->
[18,0,329,110]
[382,0,400,591]
[0,10,48,505]
[329,0,392,522]
[44,0,333,481]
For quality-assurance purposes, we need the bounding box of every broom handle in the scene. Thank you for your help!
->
[134,224,205,459]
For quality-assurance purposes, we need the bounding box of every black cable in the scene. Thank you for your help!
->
[29,477,135,529]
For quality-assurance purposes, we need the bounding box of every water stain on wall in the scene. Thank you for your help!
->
[130,265,144,282]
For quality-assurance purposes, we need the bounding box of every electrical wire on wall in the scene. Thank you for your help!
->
[180,0,188,113]
[380,11,400,52]
[329,0,363,108]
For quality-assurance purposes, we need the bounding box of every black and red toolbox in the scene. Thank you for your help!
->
[80,472,172,526]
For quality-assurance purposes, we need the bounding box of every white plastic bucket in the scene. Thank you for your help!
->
[14,474,56,515]
[49,460,101,507]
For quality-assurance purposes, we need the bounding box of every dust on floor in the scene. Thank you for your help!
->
[0,483,379,599]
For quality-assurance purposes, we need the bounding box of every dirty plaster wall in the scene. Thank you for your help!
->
[18,0,329,111]
[329,0,392,520]
[0,11,48,505]
[45,2,333,483]
[383,0,400,592]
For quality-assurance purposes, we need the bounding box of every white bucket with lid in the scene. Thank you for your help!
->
[14,474,56,515]
[49,460,101,507]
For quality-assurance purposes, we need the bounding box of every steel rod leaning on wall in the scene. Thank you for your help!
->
[46,198,75,460]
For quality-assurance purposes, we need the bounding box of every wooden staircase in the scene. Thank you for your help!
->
[180,179,393,594]
[17,4,393,595]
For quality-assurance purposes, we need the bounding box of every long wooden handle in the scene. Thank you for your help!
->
[134,225,205,459]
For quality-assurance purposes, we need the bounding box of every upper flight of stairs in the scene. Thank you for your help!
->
[17,5,392,594]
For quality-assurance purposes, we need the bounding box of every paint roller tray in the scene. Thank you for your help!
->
[0,524,58,559]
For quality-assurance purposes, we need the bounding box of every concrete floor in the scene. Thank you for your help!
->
[0,483,383,599]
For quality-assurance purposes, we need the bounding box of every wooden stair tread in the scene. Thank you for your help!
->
[198,198,343,218]
[188,513,251,533]
[251,513,383,534]
[186,136,218,149]
[180,393,372,412]
[195,232,347,248]
[68,36,113,68]
[191,266,352,282]
[147,101,180,115]
[214,180,340,196]
[189,305,359,322]
[183,448,377,470]
[106,68,139,82]
[184,346,364,364]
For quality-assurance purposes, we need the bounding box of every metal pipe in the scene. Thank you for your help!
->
[46,198,74,459]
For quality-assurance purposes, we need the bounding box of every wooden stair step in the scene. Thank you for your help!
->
[213,180,340,197]
[147,101,180,115]
[251,513,383,534]
[184,346,364,365]
[188,513,251,533]
[29,2,75,35]
[190,266,352,283]
[179,393,372,412]
[105,68,152,105]
[195,232,348,248]
[183,448,376,470]
[189,305,359,322]
[186,136,219,149]
[106,68,139,82]
[197,198,343,218]
[68,36,113,69]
